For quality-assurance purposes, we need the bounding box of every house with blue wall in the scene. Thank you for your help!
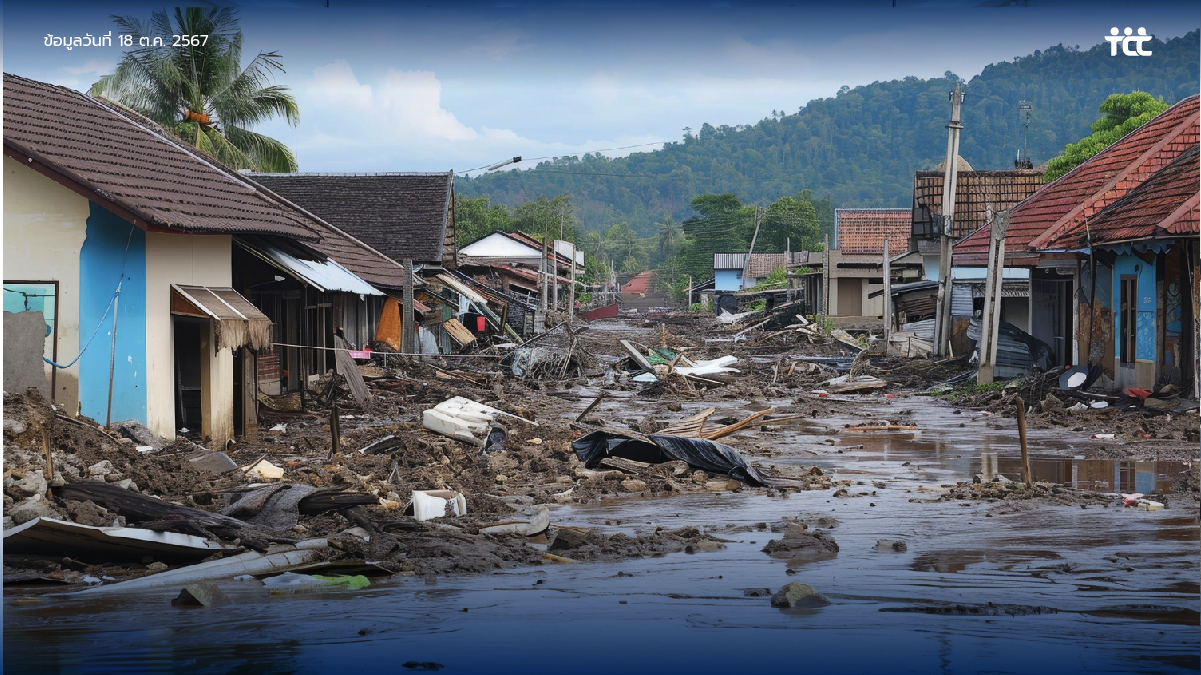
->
[2,73,335,446]
[956,95,1198,392]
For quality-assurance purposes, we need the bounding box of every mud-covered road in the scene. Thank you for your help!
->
[5,319,1198,674]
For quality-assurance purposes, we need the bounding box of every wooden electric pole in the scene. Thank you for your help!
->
[977,211,1010,384]
[401,259,416,355]
[933,82,964,358]
[882,239,892,349]
[740,206,765,291]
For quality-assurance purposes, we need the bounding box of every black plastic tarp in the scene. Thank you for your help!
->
[572,431,768,486]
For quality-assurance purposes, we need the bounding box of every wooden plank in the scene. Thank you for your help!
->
[443,318,476,346]
[333,335,370,407]
[658,407,717,437]
[701,408,774,440]
[620,339,656,374]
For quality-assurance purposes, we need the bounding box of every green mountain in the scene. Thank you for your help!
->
[457,31,1199,236]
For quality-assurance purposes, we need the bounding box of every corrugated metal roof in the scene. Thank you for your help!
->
[239,239,382,296]
[713,253,747,270]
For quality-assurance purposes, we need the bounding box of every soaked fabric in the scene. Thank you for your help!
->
[572,431,768,486]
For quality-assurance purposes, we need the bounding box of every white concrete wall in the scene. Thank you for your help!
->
[144,232,233,443]
[2,156,88,413]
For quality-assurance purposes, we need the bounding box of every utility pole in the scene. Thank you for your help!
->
[933,82,964,358]
[977,211,1009,384]
[402,259,416,355]
[539,237,549,330]
[740,206,765,291]
[882,239,892,350]
[568,240,576,319]
[553,208,563,312]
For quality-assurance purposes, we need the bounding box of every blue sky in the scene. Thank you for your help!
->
[5,5,1197,173]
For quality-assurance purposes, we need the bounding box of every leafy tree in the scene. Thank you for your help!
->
[582,255,610,285]
[760,195,821,252]
[1043,92,1170,181]
[604,222,639,262]
[455,195,513,247]
[91,8,300,172]
[619,255,643,275]
[656,215,683,260]
[511,195,577,240]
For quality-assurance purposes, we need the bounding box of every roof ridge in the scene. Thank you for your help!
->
[1027,106,1199,250]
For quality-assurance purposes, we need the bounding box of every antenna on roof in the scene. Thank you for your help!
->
[1015,101,1033,169]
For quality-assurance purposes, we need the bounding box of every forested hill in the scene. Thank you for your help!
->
[456,30,1199,235]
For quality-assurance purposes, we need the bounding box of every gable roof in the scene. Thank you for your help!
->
[460,230,573,266]
[912,169,1044,239]
[242,178,417,291]
[248,172,455,266]
[2,73,319,241]
[835,209,910,255]
[954,95,1199,266]
[1040,144,1199,249]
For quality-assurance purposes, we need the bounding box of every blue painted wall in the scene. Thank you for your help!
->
[715,269,743,292]
[79,203,147,424]
[1113,253,1157,363]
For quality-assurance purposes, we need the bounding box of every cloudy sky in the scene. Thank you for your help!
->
[5,4,1197,173]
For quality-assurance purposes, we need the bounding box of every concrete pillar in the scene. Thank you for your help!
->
[199,321,234,448]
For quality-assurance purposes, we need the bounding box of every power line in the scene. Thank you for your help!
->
[458,140,668,176]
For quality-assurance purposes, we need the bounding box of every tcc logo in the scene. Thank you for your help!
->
[1105,27,1153,56]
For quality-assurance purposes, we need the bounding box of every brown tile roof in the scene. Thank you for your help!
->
[243,180,414,290]
[2,73,320,241]
[954,95,1200,266]
[249,172,455,266]
[835,209,911,255]
[912,169,1044,239]
[1041,145,1199,249]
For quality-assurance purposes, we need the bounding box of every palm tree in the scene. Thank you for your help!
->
[656,215,682,258]
[90,8,300,172]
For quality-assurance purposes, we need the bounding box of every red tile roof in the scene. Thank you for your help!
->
[835,209,910,255]
[1041,145,1199,248]
[955,95,1199,266]
[2,73,320,241]
[622,270,656,294]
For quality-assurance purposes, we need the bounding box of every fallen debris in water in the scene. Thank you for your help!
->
[770,582,831,608]
[3,517,233,563]
[171,582,231,608]
[480,506,550,536]
[572,431,769,486]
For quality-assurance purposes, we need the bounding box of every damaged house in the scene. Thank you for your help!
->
[823,209,923,324]
[955,95,1199,390]
[248,172,477,352]
[1,73,336,446]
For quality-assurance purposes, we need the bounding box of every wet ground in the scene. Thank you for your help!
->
[6,377,1198,674]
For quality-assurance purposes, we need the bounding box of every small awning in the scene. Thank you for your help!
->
[237,239,383,296]
[170,285,273,351]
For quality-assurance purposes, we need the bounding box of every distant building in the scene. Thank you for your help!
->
[825,209,923,323]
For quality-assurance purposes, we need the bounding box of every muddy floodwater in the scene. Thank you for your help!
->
[5,396,1198,675]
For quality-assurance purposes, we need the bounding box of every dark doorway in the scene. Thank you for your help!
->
[173,317,204,434]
